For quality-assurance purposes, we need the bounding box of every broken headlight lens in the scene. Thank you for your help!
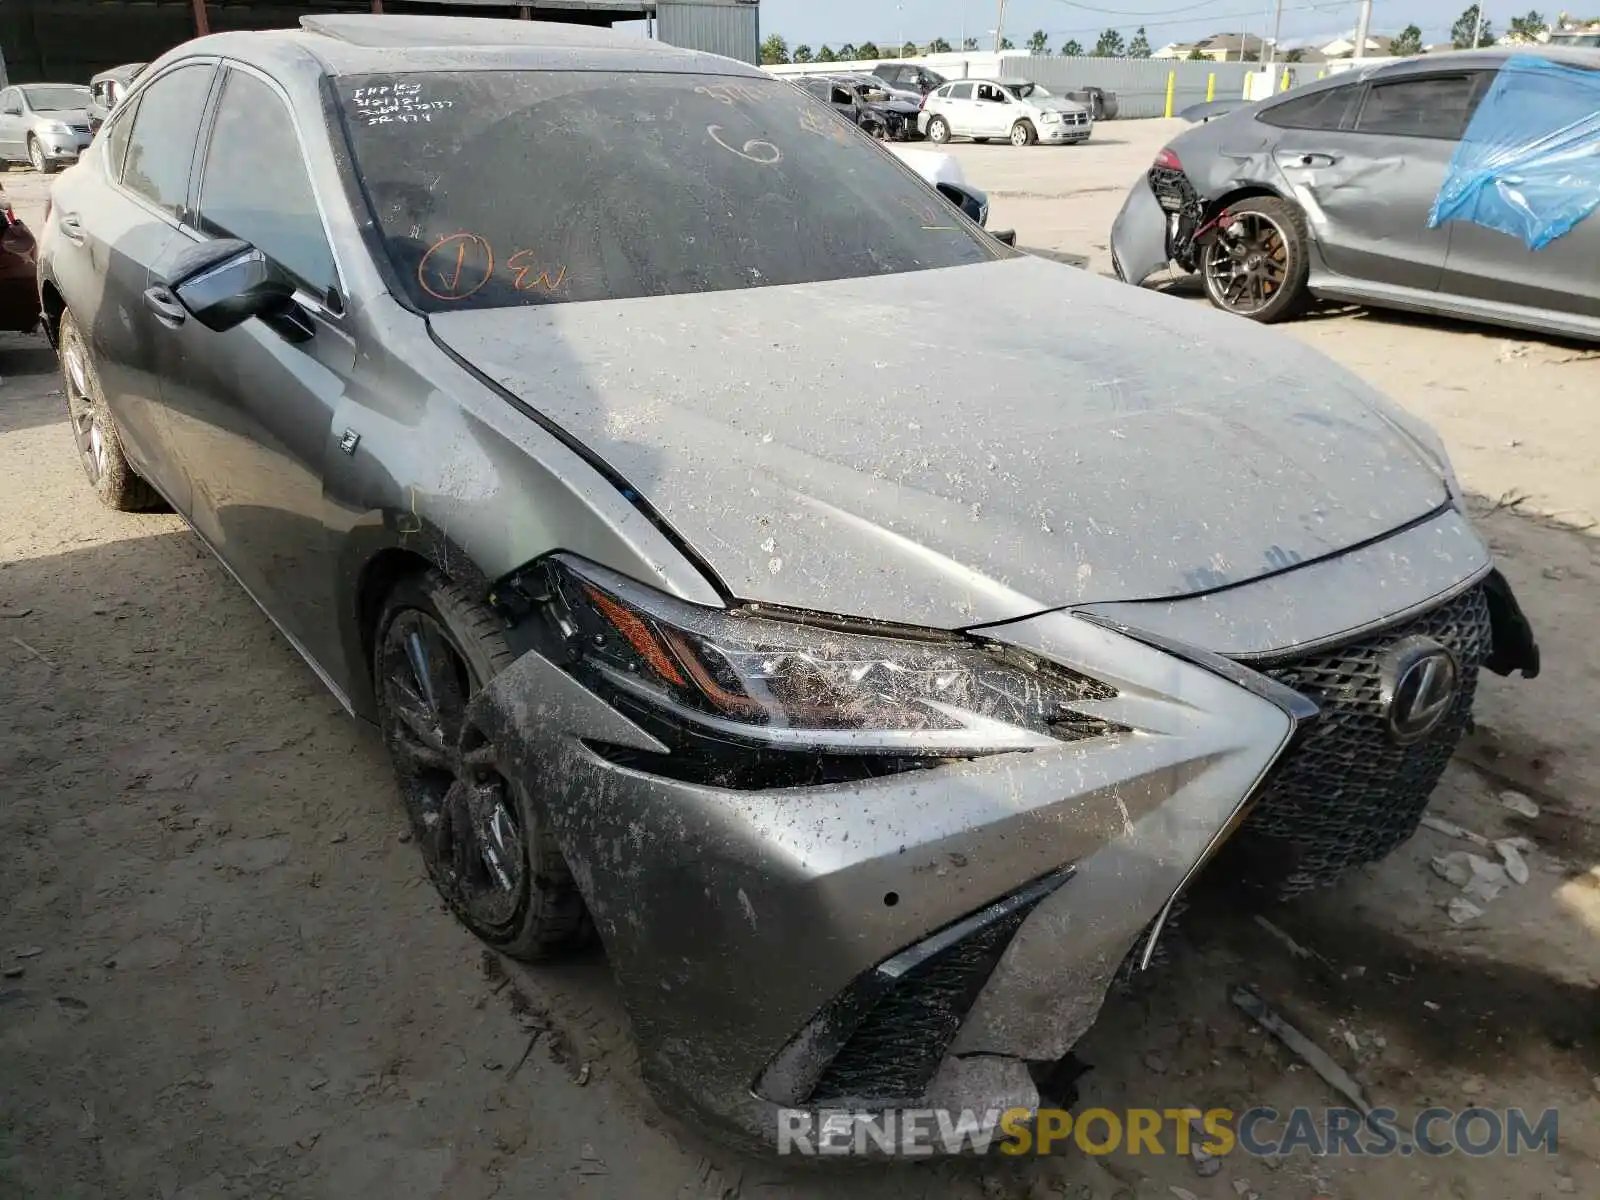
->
[536,556,1116,756]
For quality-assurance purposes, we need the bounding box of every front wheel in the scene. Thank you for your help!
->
[58,312,162,510]
[926,115,951,144]
[1199,195,1312,324]
[1010,120,1037,147]
[375,570,592,961]
[28,137,56,174]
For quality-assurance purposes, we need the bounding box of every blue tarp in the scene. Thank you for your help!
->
[1428,55,1600,251]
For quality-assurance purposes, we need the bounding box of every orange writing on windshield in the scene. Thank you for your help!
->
[507,249,568,293]
[418,232,493,301]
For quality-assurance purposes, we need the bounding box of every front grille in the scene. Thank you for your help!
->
[1227,584,1493,897]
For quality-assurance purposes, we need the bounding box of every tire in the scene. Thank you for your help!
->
[1009,120,1037,147]
[27,136,56,175]
[926,115,951,144]
[375,569,591,962]
[58,312,162,511]
[1199,195,1311,324]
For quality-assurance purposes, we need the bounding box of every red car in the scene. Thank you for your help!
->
[0,182,40,333]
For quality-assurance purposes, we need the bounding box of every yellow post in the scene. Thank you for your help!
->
[1280,67,1290,91]
[1164,70,1176,117]
[1206,72,1216,101]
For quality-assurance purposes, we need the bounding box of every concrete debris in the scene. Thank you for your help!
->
[1435,852,1509,905]
[1431,853,1473,887]
[1495,839,1531,885]
[1447,897,1485,924]
[1420,814,1491,846]
[1423,1000,1441,1011]
[1555,1176,1576,1194]
[14,947,43,959]
[1143,1051,1167,1074]
[1168,1188,1200,1200]
[1500,790,1540,819]
[1,966,22,980]
[1341,1030,1361,1055]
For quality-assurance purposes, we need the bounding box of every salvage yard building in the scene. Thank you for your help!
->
[0,0,760,83]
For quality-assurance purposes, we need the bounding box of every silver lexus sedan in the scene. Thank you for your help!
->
[37,14,1538,1152]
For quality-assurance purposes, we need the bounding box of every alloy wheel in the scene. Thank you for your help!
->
[28,138,45,173]
[379,609,527,931]
[1203,212,1289,316]
[62,334,109,486]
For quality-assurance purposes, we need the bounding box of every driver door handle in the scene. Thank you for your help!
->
[143,285,187,328]
[58,212,85,244]
[1292,152,1338,168]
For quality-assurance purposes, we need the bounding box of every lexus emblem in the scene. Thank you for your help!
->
[1380,637,1461,746]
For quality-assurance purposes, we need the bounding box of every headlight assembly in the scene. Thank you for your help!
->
[521,555,1118,759]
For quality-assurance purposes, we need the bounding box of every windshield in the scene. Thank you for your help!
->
[1007,83,1053,100]
[338,71,1000,312]
[1550,32,1600,45]
[23,85,90,111]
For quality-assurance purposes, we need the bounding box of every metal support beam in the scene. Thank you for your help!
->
[191,0,209,36]
[372,0,384,12]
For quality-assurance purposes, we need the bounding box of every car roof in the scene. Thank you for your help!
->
[166,13,764,80]
[1349,43,1600,82]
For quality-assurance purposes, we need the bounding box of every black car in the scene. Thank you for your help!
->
[799,74,922,140]
[872,61,948,95]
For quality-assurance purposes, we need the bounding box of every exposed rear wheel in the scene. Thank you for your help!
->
[1200,195,1311,324]
[1010,120,1037,147]
[926,116,951,144]
[58,312,162,511]
[376,570,591,961]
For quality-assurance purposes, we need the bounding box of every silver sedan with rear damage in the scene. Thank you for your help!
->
[1110,47,1600,340]
[37,13,1539,1154]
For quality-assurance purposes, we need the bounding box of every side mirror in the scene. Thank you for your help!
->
[166,237,297,334]
[993,229,1018,247]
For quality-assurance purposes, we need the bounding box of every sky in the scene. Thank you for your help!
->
[748,0,1506,53]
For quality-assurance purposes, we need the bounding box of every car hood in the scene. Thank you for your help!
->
[1033,99,1089,116]
[34,108,90,125]
[429,255,1450,631]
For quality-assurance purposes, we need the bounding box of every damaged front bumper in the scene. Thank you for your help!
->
[465,602,1309,1153]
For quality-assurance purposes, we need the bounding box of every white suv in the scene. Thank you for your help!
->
[919,78,1092,147]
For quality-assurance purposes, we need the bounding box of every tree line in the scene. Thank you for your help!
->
[760,28,1155,65]
[760,8,1557,67]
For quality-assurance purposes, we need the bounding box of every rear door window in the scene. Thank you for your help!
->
[1259,83,1360,130]
[196,68,337,296]
[120,62,217,219]
[948,82,974,100]
[1354,73,1486,139]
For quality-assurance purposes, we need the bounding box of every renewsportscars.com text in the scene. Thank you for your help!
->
[776,1105,1560,1158]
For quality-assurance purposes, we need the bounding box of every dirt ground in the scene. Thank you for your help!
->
[2,130,1598,1200]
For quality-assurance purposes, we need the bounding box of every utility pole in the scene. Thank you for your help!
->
[1268,0,1285,65]
[1353,0,1373,57]
[994,0,1008,52]
[1471,3,1486,45]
